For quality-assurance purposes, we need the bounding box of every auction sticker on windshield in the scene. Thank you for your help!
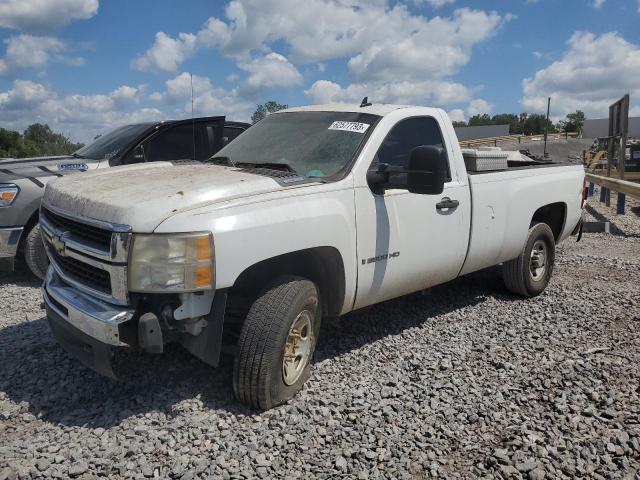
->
[328,121,370,134]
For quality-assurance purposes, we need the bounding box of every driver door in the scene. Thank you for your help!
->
[354,116,471,309]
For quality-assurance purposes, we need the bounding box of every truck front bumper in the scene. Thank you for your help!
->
[43,268,134,378]
[0,226,23,271]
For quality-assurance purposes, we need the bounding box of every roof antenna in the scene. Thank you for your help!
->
[360,96,372,108]
[190,73,195,161]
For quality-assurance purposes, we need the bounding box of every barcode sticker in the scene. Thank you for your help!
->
[328,121,370,134]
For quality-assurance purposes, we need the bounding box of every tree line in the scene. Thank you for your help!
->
[0,123,83,159]
[453,110,586,136]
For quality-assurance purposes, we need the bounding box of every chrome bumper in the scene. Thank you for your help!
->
[0,226,23,258]
[43,268,134,346]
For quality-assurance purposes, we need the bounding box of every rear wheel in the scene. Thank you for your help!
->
[503,222,555,297]
[24,223,48,280]
[232,276,320,409]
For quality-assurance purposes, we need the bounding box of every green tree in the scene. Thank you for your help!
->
[0,123,83,159]
[521,114,555,135]
[451,121,467,127]
[251,101,288,124]
[467,114,492,126]
[557,110,586,134]
[491,113,520,133]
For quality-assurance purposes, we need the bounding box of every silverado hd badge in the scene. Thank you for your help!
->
[362,251,400,265]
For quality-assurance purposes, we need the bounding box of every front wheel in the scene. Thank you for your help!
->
[232,276,321,409]
[503,222,555,297]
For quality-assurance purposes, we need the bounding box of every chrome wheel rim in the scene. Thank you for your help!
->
[529,240,547,281]
[282,310,313,386]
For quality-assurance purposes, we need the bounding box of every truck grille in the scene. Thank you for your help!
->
[40,205,131,305]
[50,249,112,295]
[41,206,113,250]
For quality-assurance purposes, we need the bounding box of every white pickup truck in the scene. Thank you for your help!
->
[41,103,585,409]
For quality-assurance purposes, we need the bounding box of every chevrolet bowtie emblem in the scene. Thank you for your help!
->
[51,233,67,256]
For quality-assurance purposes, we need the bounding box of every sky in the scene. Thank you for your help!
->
[1,0,640,142]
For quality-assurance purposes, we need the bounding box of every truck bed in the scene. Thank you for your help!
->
[460,163,584,276]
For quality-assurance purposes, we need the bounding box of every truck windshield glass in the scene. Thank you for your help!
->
[215,112,380,179]
[73,124,151,160]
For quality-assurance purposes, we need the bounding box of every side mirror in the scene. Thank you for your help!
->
[406,146,447,195]
[366,146,447,195]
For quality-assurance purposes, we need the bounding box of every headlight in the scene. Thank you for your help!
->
[0,184,19,207]
[129,233,214,292]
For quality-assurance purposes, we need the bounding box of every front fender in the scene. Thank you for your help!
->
[155,183,357,314]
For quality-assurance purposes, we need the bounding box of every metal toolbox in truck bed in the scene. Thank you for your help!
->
[461,148,509,172]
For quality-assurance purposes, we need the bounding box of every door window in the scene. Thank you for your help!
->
[144,124,198,162]
[374,117,450,180]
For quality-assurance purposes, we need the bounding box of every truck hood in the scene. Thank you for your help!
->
[0,155,97,183]
[43,162,299,232]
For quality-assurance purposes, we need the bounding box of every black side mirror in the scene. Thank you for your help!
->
[406,146,447,195]
[366,145,447,195]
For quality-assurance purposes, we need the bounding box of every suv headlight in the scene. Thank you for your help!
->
[129,233,214,292]
[0,184,19,207]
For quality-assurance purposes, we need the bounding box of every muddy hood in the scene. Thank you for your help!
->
[43,162,289,232]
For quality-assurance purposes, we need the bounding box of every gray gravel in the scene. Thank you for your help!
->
[1,201,639,479]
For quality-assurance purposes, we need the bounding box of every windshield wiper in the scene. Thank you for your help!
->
[236,162,298,174]
[71,153,88,159]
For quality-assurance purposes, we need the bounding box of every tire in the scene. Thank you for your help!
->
[503,222,555,297]
[233,275,321,409]
[24,223,48,280]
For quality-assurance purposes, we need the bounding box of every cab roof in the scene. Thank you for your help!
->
[280,103,411,117]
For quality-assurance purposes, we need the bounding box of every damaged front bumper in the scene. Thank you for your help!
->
[43,268,134,378]
[43,268,228,379]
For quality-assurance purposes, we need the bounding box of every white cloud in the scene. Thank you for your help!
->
[428,0,455,6]
[133,1,507,111]
[133,2,504,75]
[0,34,83,76]
[466,98,493,117]
[238,52,302,93]
[149,72,252,121]
[521,31,640,118]
[592,0,605,7]
[305,78,473,106]
[131,31,197,73]
[0,79,158,142]
[447,108,466,123]
[445,99,492,124]
[0,0,98,32]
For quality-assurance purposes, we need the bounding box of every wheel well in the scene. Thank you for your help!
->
[531,202,566,242]
[229,247,346,320]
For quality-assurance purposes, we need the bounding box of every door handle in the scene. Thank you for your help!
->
[436,197,459,211]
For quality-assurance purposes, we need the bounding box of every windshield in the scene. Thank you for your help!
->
[74,123,152,160]
[214,111,380,179]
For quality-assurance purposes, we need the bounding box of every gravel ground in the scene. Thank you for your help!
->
[1,198,639,479]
